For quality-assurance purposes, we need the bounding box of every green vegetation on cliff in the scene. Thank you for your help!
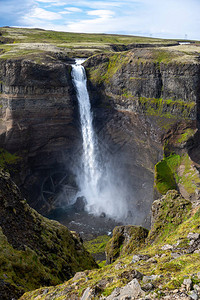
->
[84,235,111,264]
[137,97,196,120]
[155,154,180,194]
[154,152,200,198]
[149,190,191,242]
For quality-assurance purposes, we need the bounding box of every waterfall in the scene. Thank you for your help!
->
[72,59,128,220]
[72,59,101,205]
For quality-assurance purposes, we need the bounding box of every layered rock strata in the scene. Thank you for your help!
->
[0,58,80,211]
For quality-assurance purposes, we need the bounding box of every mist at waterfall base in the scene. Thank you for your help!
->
[71,59,131,223]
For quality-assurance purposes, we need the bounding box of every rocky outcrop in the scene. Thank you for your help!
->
[0,169,97,300]
[149,190,191,242]
[105,225,149,264]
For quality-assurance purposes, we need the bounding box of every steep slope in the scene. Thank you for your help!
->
[19,189,200,300]
[0,169,97,300]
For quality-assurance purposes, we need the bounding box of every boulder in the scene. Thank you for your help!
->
[105,225,149,264]
[106,278,145,299]
[73,196,87,212]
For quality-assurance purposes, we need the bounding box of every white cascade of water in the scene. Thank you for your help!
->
[72,59,128,220]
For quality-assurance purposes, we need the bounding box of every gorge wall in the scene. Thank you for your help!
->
[0,58,81,212]
[0,47,199,225]
[84,48,200,223]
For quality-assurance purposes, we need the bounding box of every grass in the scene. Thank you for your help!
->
[154,150,200,196]
[136,97,196,120]
[0,27,178,45]
[20,201,200,299]
[154,155,179,194]
[83,235,111,264]
[176,128,196,144]
[0,27,191,60]
[179,153,200,195]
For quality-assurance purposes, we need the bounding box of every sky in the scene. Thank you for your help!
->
[0,0,200,40]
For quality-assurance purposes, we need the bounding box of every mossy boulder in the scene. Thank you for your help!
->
[105,225,149,264]
[154,150,200,206]
[154,154,180,195]
[149,190,191,243]
[0,169,97,300]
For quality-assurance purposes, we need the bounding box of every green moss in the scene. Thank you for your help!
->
[153,49,177,64]
[88,52,130,84]
[149,190,191,242]
[83,235,111,265]
[154,154,180,194]
[137,97,196,120]
[179,153,200,195]
[130,77,146,80]
[0,227,59,297]
[177,128,196,144]
[0,148,21,169]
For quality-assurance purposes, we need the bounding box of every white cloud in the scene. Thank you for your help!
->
[62,0,200,40]
[59,11,71,15]
[36,0,59,3]
[65,7,82,12]
[25,7,62,20]
[87,9,114,17]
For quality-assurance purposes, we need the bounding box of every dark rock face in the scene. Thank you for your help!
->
[84,50,200,226]
[0,58,80,211]
[85,50,200,105]
[0,169,97,300]
[0,59,78,153]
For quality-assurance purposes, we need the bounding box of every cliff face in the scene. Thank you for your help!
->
[0,58,77,152]
[85,50,199,116]
[0,48,199,223]
[0,58,81,211]
[84,49,200,223]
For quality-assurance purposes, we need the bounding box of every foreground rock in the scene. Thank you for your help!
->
[0,169,97,300]
[106,278,145,299]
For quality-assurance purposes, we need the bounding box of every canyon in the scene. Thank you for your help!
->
[0,27,200,299]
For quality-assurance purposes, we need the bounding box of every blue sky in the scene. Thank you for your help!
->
[0,0,200,40]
